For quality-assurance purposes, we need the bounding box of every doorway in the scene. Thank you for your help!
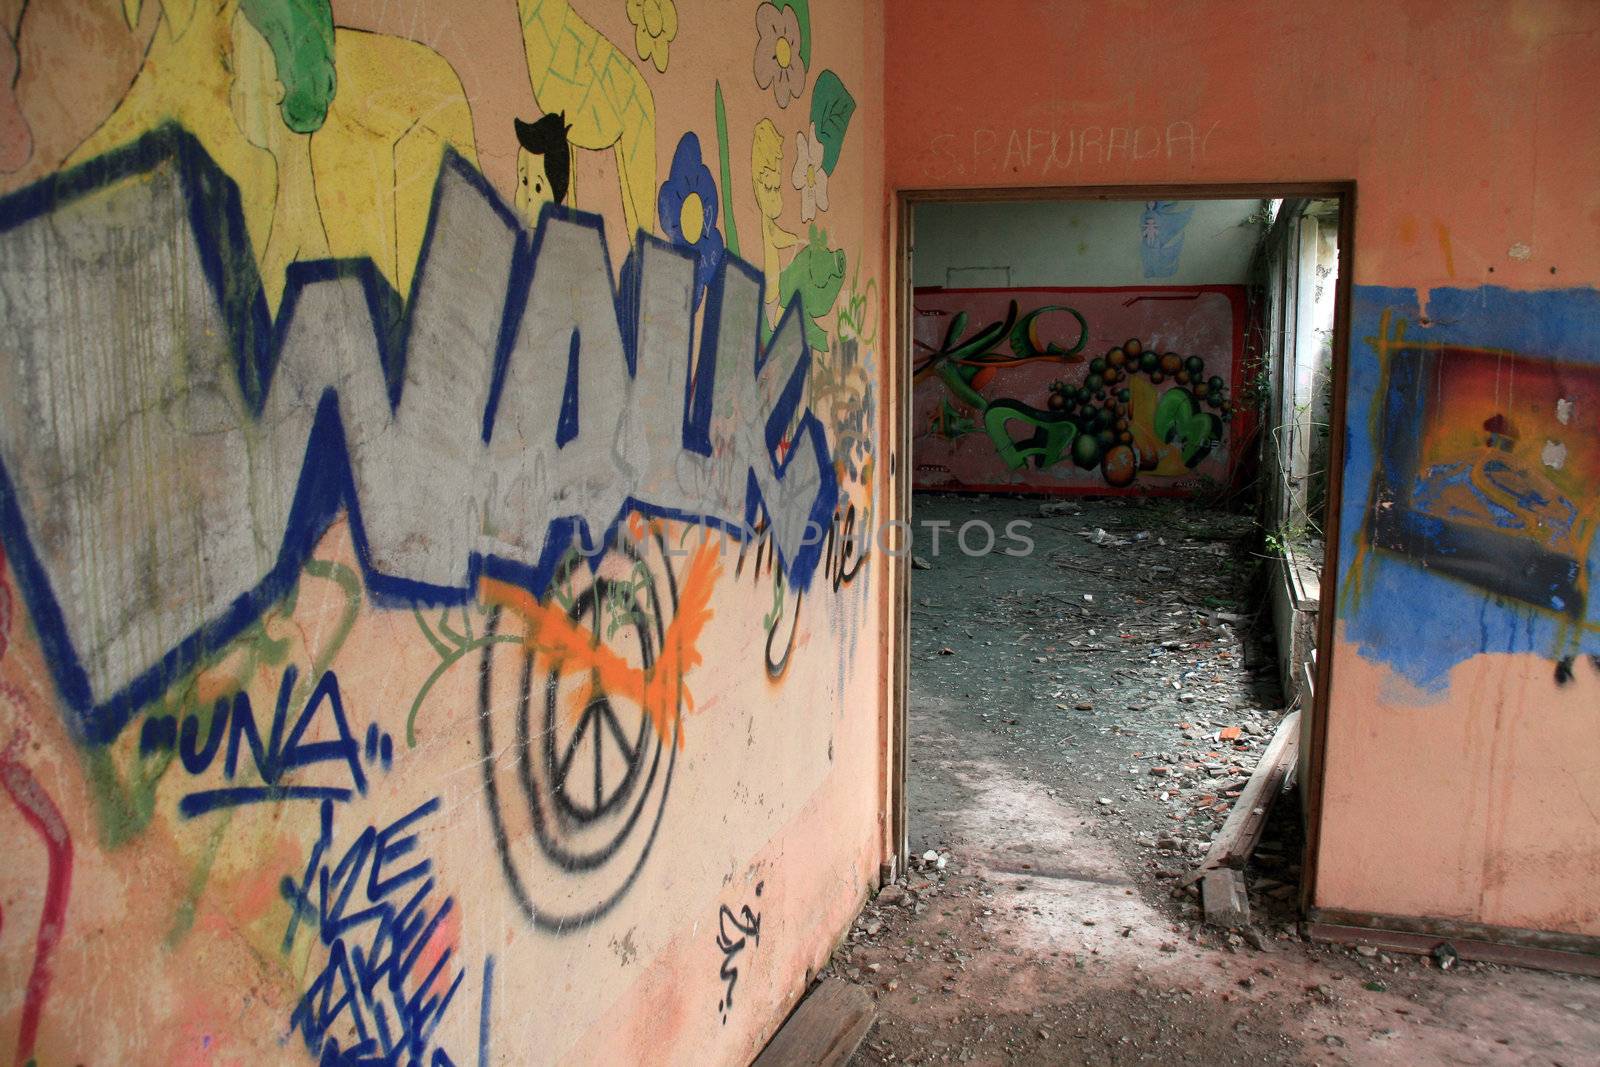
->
[885,184,1355,922]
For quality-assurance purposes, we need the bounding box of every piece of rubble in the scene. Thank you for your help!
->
[1202,867,1250,928]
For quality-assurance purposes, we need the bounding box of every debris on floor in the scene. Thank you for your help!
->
[840,493,1600,1066]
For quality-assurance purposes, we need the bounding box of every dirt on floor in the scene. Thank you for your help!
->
[825,493,1600,1067]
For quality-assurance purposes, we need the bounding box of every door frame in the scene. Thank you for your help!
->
[883,182,1356,918]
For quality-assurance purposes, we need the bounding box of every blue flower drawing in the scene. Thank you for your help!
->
[658,132,725,309]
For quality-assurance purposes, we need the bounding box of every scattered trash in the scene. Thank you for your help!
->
[912,555,933,570]
[1083,527,1141,548]
[1432,942,1459,971]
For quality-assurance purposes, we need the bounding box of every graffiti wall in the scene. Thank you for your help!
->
[911,286,1245,494]
[1317,285,1600,935]
[0,1,884,1064]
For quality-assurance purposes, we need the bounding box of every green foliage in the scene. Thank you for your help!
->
[809,70,855,175]
[715,81,739,257]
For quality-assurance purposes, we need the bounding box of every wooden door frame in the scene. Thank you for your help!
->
[884,182,1356,917]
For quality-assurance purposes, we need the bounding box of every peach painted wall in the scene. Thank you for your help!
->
[885,0,1600,935]
[0,1,886,1064]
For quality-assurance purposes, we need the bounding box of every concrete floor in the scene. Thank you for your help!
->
[828,493,1600,1066]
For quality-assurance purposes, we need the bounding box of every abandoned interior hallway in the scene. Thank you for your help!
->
[5,2,1600,1063]
[826,493,1600,1066]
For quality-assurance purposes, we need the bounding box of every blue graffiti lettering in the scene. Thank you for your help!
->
[0,125,838,747]
[137,668,368,817]
[281,798,467,1066]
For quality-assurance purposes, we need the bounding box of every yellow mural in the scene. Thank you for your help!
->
[517,0,657,235]
[752,116,796,323]
[626,0,679,74]
[73,0,476,309]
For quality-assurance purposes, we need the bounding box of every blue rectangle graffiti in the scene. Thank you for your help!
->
[1365,338,1597,618]
[1339,285,1600,690]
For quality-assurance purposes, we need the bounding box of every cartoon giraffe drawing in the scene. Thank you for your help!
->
[516,0,657,236]
[68,0,477,310]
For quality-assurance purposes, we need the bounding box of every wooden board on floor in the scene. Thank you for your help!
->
[1203,866,1251,927]
[752,978,876,1067]
[1186,709,1301,887]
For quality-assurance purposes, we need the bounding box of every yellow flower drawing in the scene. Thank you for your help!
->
[627,0,677,74]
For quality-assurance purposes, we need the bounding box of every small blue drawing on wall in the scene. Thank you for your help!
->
[1140,200,1194,279]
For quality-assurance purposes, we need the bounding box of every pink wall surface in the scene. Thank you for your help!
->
[911,285,1246,495]
[885,0,1599,293]
[886,0,1600,937]
[0,1,889,1063]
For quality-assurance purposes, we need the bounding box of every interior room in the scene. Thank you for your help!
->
[2,3,1597,1065]
[899,191,1342,949]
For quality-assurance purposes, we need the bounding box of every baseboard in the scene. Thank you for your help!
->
[1307,907,1600,977]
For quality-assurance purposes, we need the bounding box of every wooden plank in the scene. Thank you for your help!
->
[1307,918,1600,979]
[1185,710,1301,886]
[752,979,876,1067]
[1203,867,1251,928]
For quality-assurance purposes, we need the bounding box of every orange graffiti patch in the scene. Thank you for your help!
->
[481,542,721,749]
[413,900,461,1000]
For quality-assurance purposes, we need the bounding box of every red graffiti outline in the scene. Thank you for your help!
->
[2,545,74,1067]
[0,731,72,1067]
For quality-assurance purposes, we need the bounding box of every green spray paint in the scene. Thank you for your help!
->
[239,0,337,134]
[715,81,740,259]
